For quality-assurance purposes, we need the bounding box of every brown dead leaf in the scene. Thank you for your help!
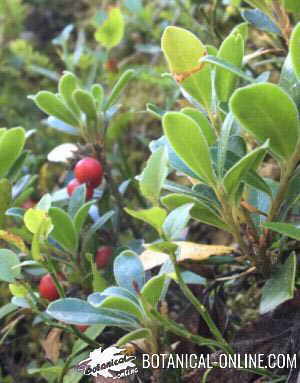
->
[41,328,62,363]
[0,230,28,253]
[140,241,234,270]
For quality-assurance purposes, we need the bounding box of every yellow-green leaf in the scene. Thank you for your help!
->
[215,33,244,102]
[0,127,26,177]
[9,283,28,297]
[95,7,125,49]
[230,83,300,160]
[161,26,206,74]
[290,23,300,79]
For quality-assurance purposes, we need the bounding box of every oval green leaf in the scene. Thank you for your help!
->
[163,112,216,185]
[230,83,300,160]
[0,127,26,178]
[114,250,145,293]
[290,23,300,80]
[141,274,166,308]
[100,296,144,322]
[48,207,78,252]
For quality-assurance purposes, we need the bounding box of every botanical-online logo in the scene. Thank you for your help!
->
[76,346,138,379]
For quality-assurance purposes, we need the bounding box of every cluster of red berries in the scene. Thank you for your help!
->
[67,157,103,200]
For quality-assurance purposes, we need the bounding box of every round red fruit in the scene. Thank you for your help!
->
[39,274,59,301]
[21,199,37,209]
[105,58,119,73]
[74,157,103,187]
[95,246,113,269]
[67,178,94,200]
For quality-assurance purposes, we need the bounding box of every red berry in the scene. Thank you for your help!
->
[95,246,113,269]
[105,58,119,73]
[67,178,94,200]
[21,199,37,209]
[76,325,89,332]
[39,274,59,301]
[74,157,103,188]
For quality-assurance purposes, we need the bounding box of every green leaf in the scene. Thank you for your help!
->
[114,250,145,293]
[95,7,125,49]
[201,55,255,83]
[285,0,300,13]
[0,179,12,227]
[49,207,78,252]
[247,186,271,229]
[91,259,108,293]
[146,103,165,119]
[242,9,281,34]
[263,222,300,240]
[28,365,63,380]
[101,286,140,305]
[7,151,28,181]
[100,296,144,322]
[82,211,115,251]
[244,0,269,13]
[260,253,296,314]
[161,26,206,74]
[125,207,167,235]
[223,141,268,197]
[161,26,212,110]
[32,91,79,127]
[73,89,97,121]
[141,274,166,308]
[68,184,86,218]
[162,194,231,232]
[0,303,18,320]
[24,209,53,261]
[9,283,28,297]
[231,22,249,41]
[72,324,105,354]
[91,84,104,109]
[139,146,168,205]
[46,117,79,135]
[163,112,216,185]
[117,328,151,347]
[24,208,52,235]
[285,170,300,207]
[181,65,212,110]
[216,113,235,177]
[230,83,300,160]
[161,137,200,179]
[170,270,206,285]
[163,203,193,240]
[181,107,216,145]
[47,298,139,329]
[290,23,300,79]
[73,200,94,234]
[0,249,21,282]
[0,127,26,177]
[280,54,300,108]
[58,72,80,115]
[36,194,52,212]
[104,69,135,111]
[215,33,244,102]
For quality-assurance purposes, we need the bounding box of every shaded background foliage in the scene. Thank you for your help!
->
[1,0,299,382]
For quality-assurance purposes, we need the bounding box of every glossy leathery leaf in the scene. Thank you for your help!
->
[215,33,244,102]
[163,112,216,185]
[230,83,300,160]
